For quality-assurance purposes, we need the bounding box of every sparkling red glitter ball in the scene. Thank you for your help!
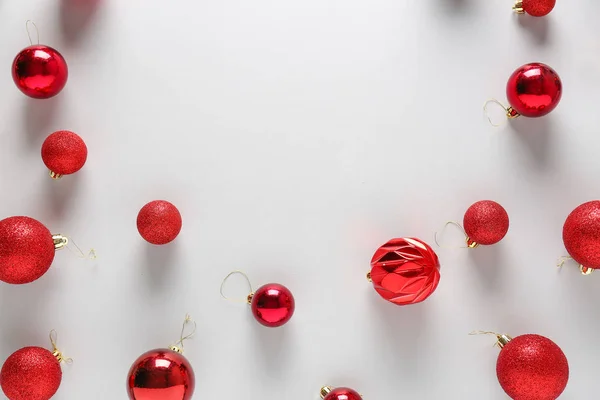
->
[127,348,195,400]
[369,237,440,305]
[136,200,182,245]
[522,0,556,16]
[506,62,562,118]
[12,45,68,99]
[562,200,600,269]
[41,130,88,176]
[463,200,509,246]
[496,334,569,400]
[250,283,296,327]
[0,346,62,400]
[0,216,55,284]
[324,387,363,400]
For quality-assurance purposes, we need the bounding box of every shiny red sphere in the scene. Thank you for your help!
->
[1,346,62,400]
[12,45,68,99]
[370,237,440,305]
[463,200,509,246]
[563,201,600,270]
[0,216,55,284]
[506,62,562,118]
[497,334,569,400]
[41,130,87,176]
[127,349,195,400]
[522,0,556,16]
[250,283,295,327]
[323,387,363,400]
[137,200,182,245]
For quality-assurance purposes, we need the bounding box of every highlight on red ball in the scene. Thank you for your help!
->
[41,130,88,179]
[12,45,68,99]
[136,200,182,245]
[320,386,363,400]
[250,283,296,327]
[513,0,556,17]
[463,200,509,247]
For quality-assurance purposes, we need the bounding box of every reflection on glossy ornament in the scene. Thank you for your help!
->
[137,200,182,245]
[463,200,509,247]
[563,201,600,274]
[12,45,68,99]
[506,62,562,118]
[41,130,87,179]
[513,0,556,16]
[320,386,363,400]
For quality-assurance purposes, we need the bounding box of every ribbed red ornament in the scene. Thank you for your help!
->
[41,131,87,178]
[563,200,600,270]
[136,200,182,245]
[506,63,562,118]
[463,200,509,246]
[12,45,68,99]
[250,283,295,327]
[522,0,556,16]
[322,387,362,400]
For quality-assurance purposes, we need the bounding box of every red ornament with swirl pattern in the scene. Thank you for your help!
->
[513,0,556,16]
[320,386,362,400]
[562,200,600,273]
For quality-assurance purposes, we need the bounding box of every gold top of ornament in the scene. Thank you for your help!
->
[170,315,196,354]
[513,0,525,13]
[52,234,68,250]
[320,386,332,398]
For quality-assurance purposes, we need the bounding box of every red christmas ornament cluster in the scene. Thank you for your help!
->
[506,62,562,118]
[137,200,182,245]
[250,283,296,327]
[12,45,68,99]
[463,200,510,247]
[320,386,362,400]
[513,0,556,17]
[41,130,88,179]
[563,200,600,272]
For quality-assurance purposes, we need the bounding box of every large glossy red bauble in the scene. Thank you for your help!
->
[522,0,556,16]
[41,131,87,177]
[506,62,562,118]
[0,216,55,284]
[323,387,362,400]
[12,45,68,99]
[562,201,600,270]
[251,283,295,327]
[137,200,182,245]
[127,349,195,400]
[369,237,440,305]
[463,200,509,246]
[497,334,569,400]
[1,346,62,400]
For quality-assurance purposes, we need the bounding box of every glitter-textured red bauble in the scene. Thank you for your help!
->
[506,62,562,118]
[369,237,440,305]
[562,200,600,270]
[323,387,362,400]
[41,131,87,178]
[0,346,62,400]
[0,216,55,284]
[522,0,556,16]
[12,45,68,99]
[127,348,195,400]
[497,334,569,400]
[463,200,509,246]
[250,283,295,327]
[137,200,182,245]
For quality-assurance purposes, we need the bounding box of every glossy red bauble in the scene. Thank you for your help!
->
[41,131,87,178]
[137,200,182,245]
[1,346,62,400]
[12,45,68,99]
[322,387,362,400]
[506,62,562,118]
[563,201,600,270]
[369,237,440,305]
[520,0,556,16]
[250,283,295,327]
[463,200,509,246]
[127,349,195,400]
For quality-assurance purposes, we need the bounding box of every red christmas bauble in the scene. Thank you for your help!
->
[137,200,182,245]
[0,346,62,400]
[369,237,440,305]
[506,62,562,118]
[323,387,362,400]
[563,200,600,270]
[127,348,195,400]
[12,45,68,99]
[41,131,87,178]
[497,334,569,400]
[522,0,556,16]
[463,200,509,246]
[0,216,55,284]
[251,283,295,327]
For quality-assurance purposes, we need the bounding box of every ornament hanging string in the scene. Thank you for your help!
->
[54,234,97,260]
[49,330,73,364]
[483,99,519,127]
[434,221,469,249]
[25,20,40,46]
[171,314,197,353]
[220,270,253,303]
[469,330,507,348]
[556,255,593,275]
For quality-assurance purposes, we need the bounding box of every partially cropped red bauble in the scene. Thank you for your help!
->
[463,200,509,246]
[506,62,562,118]
[1,346,62,400]
[563,201,600,270]
[521,0,556,16]
[41,131,87,178]
[369,237,440,305]
[497,334,569,400]
[0,216,55,284]
[323,387,362,400]
[12,45,68,99]
[251,283,295,327]
[127,349,195,400]
[137,200,182,245]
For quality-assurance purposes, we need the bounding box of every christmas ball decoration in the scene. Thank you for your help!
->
[369,237,440,305]
[12,45,68,99]
[463,200,509,247]
[513,0,556,16]
[41,131,87,179]
[563,200,600,273]
[320,386,362,400]
[136,200,182,245]
[506,63,562,118]
[250,283,295,327]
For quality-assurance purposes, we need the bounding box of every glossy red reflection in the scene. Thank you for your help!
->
[250,283,295,327]
[323,387,363,400]
[506,62,562,118]
[12,45,68,99]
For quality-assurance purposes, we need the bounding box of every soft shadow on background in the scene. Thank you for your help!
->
[468,245,505,294]
[22,96,61,149]
[250,317,292,377]
[508,116,554,168]
[59,0,102,46]
[515,15,551,45]
[142,242,178,291]
[44,173,82,219]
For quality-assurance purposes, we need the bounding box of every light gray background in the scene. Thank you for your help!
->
[1,0,599,398]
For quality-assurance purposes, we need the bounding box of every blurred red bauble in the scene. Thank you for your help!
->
[321,386,362,400]
[250,283,295,327]
[563,200,600,271]
[12,45,68,99]
[127,349,195,400]
[369,237,440,305]
[137,200,182,245]
[506,62,562,118]
[41,131,87,179]
[463,200,509,247]
[514,0,556,16]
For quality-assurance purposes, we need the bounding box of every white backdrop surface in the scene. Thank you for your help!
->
[1,0,600,399]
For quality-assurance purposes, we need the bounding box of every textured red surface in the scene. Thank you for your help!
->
[127,349,195,400]
[463,200,509,246]
[0,216,55,284]
[251,283,295,327]
[369,237,440,305]
[563,200,600,269]
[0,346,62,400]
[137,201,182,245]
[506,62,562,118]
[523,0,556,16]
[41,130,87,175]
[12,45,68,99]
[497,334,569,400]
[324,387,363,400]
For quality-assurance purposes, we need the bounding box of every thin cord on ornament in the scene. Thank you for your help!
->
[483,99,510,127]
[25,20,40,46]
[434,221,469,249]
[468,330,503,347]
[220,270,253,303]
[556,256,572,269]
[172,314,197,353]
[65,236,97,260]
[49,330,73,364]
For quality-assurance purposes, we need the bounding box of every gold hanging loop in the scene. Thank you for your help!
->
[469,330,512,348]
[25,20,40,45]
[483,99,519,127]
[49,330,73,364]
[434,221,471,249]
[220,270,254,304]
[170,314,197,354]
[53,234,97,259]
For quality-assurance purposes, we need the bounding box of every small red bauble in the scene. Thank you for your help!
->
[320,386,362,400]
[1,346,62,400]
[250,283,296,327]
[369,237,440,305]
[563,200,600,271]
[463,200,509,247]
[137,200,182,245]
[12,45,68,99]
[514,0,556,17]
[506,62,562,118]
[41,131,87,179]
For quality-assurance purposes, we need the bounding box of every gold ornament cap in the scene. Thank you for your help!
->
[52,234,68,250]
[513,0,524,13]
[320,386,332,399]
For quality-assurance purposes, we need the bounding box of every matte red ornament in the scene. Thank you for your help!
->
[1,346,62,400]
[250,283,296,327]
[513,0,556,16]
[369,237,440,305]
[41,131,87,179]
[137,200,182,245]
[463,200,509,247]
[12,45,68,99]
[506,62,562,118]
[562,200,600,272]
[320,386,362,400]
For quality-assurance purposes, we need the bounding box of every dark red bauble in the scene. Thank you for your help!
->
[497,334,569,400]
[1,346,62,400]
[369,237,440,305]
[323,387,362,400]
[250,283,295,327]
[506,62,562,118]
[463,200,509,246]
[12,45,68,99]
[0,216,55,284]
[522,0,556,16]
[127,349,195,400]
[563,201,600,270]
[137,200,182,245]
[41,131,87,178]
